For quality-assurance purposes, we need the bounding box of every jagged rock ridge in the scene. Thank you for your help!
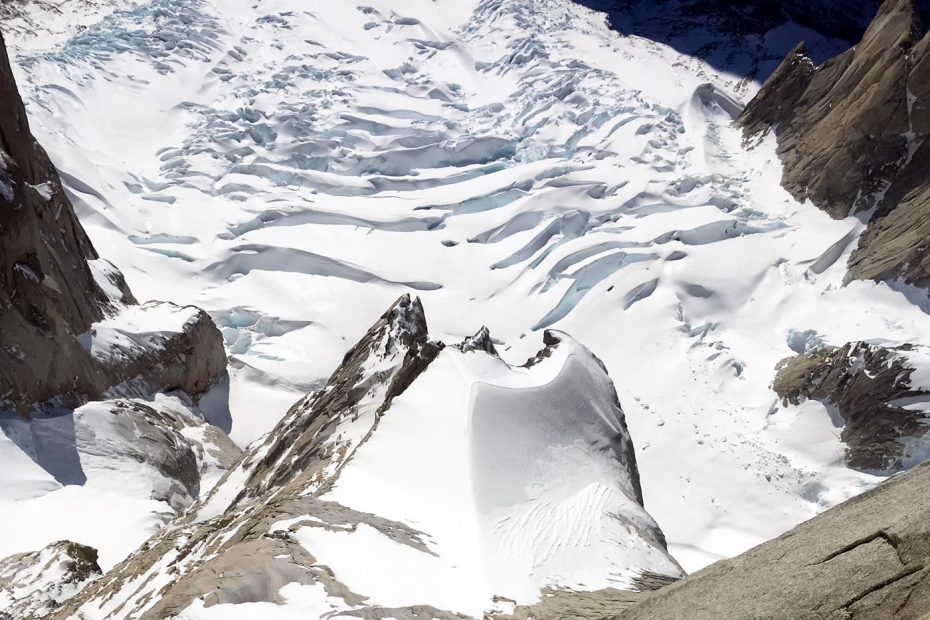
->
[53,295,681,619]
[739,0,930,288]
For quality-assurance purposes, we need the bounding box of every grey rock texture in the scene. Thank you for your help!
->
[739,0,925,218]
[493,574,677,620]
[738,0,930,288]
[234,293,441,504]
[609,459,930,620]
[773,342,930,472]
[0,540,102,619]
[96,302,229,401]
[0,31,226,413]
[495,589,642,620]
[0,29,116,411]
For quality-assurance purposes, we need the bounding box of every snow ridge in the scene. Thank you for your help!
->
[53,297,678,618]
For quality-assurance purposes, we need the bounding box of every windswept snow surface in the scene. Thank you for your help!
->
[9,0,930,578]
[313,336,680,614]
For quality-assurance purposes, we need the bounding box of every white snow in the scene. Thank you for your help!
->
[0,484,169,570]
[6,0,930,602]
[78,301,200,361]
[313,336,680,615]
[0,541,99,617]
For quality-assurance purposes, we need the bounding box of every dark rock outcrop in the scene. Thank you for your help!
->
[0,29,116,410]
[0,31,226,413]
[455,326,499,355]
[738,0,930,288]
[773,341,930,472]
[92,302,229,401]
[608,459,930,620]
[74,399,202,510]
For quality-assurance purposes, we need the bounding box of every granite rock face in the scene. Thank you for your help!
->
[0,29,117,410]
[610,459,930,620]
[51,295,678,619]
[738,0,930,288]
[773,341,930,472]
[0,31,226,413]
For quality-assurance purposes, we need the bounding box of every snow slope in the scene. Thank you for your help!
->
[0,391,239,570]
[58,297,680,618]
[318,331,681,612]
[8,0,930,576]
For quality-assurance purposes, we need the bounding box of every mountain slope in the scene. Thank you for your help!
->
[55,295,681,619]
[739,0,930,288]
[11,0,930,574]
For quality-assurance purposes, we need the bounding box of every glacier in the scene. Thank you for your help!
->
[5,0,930,604]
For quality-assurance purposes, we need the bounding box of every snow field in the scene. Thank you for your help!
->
[6,0,930,583]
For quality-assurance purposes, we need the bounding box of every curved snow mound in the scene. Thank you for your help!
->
[24,0,927,579]
[324,328,682,612]
[55,297,678,619]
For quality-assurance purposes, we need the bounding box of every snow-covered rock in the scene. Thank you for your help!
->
[739,0,930,289]
[82,301,229,402]
[55,295,680,619]
[774,341,930,472]
[0,394,242,570]
[0,540,102,619]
